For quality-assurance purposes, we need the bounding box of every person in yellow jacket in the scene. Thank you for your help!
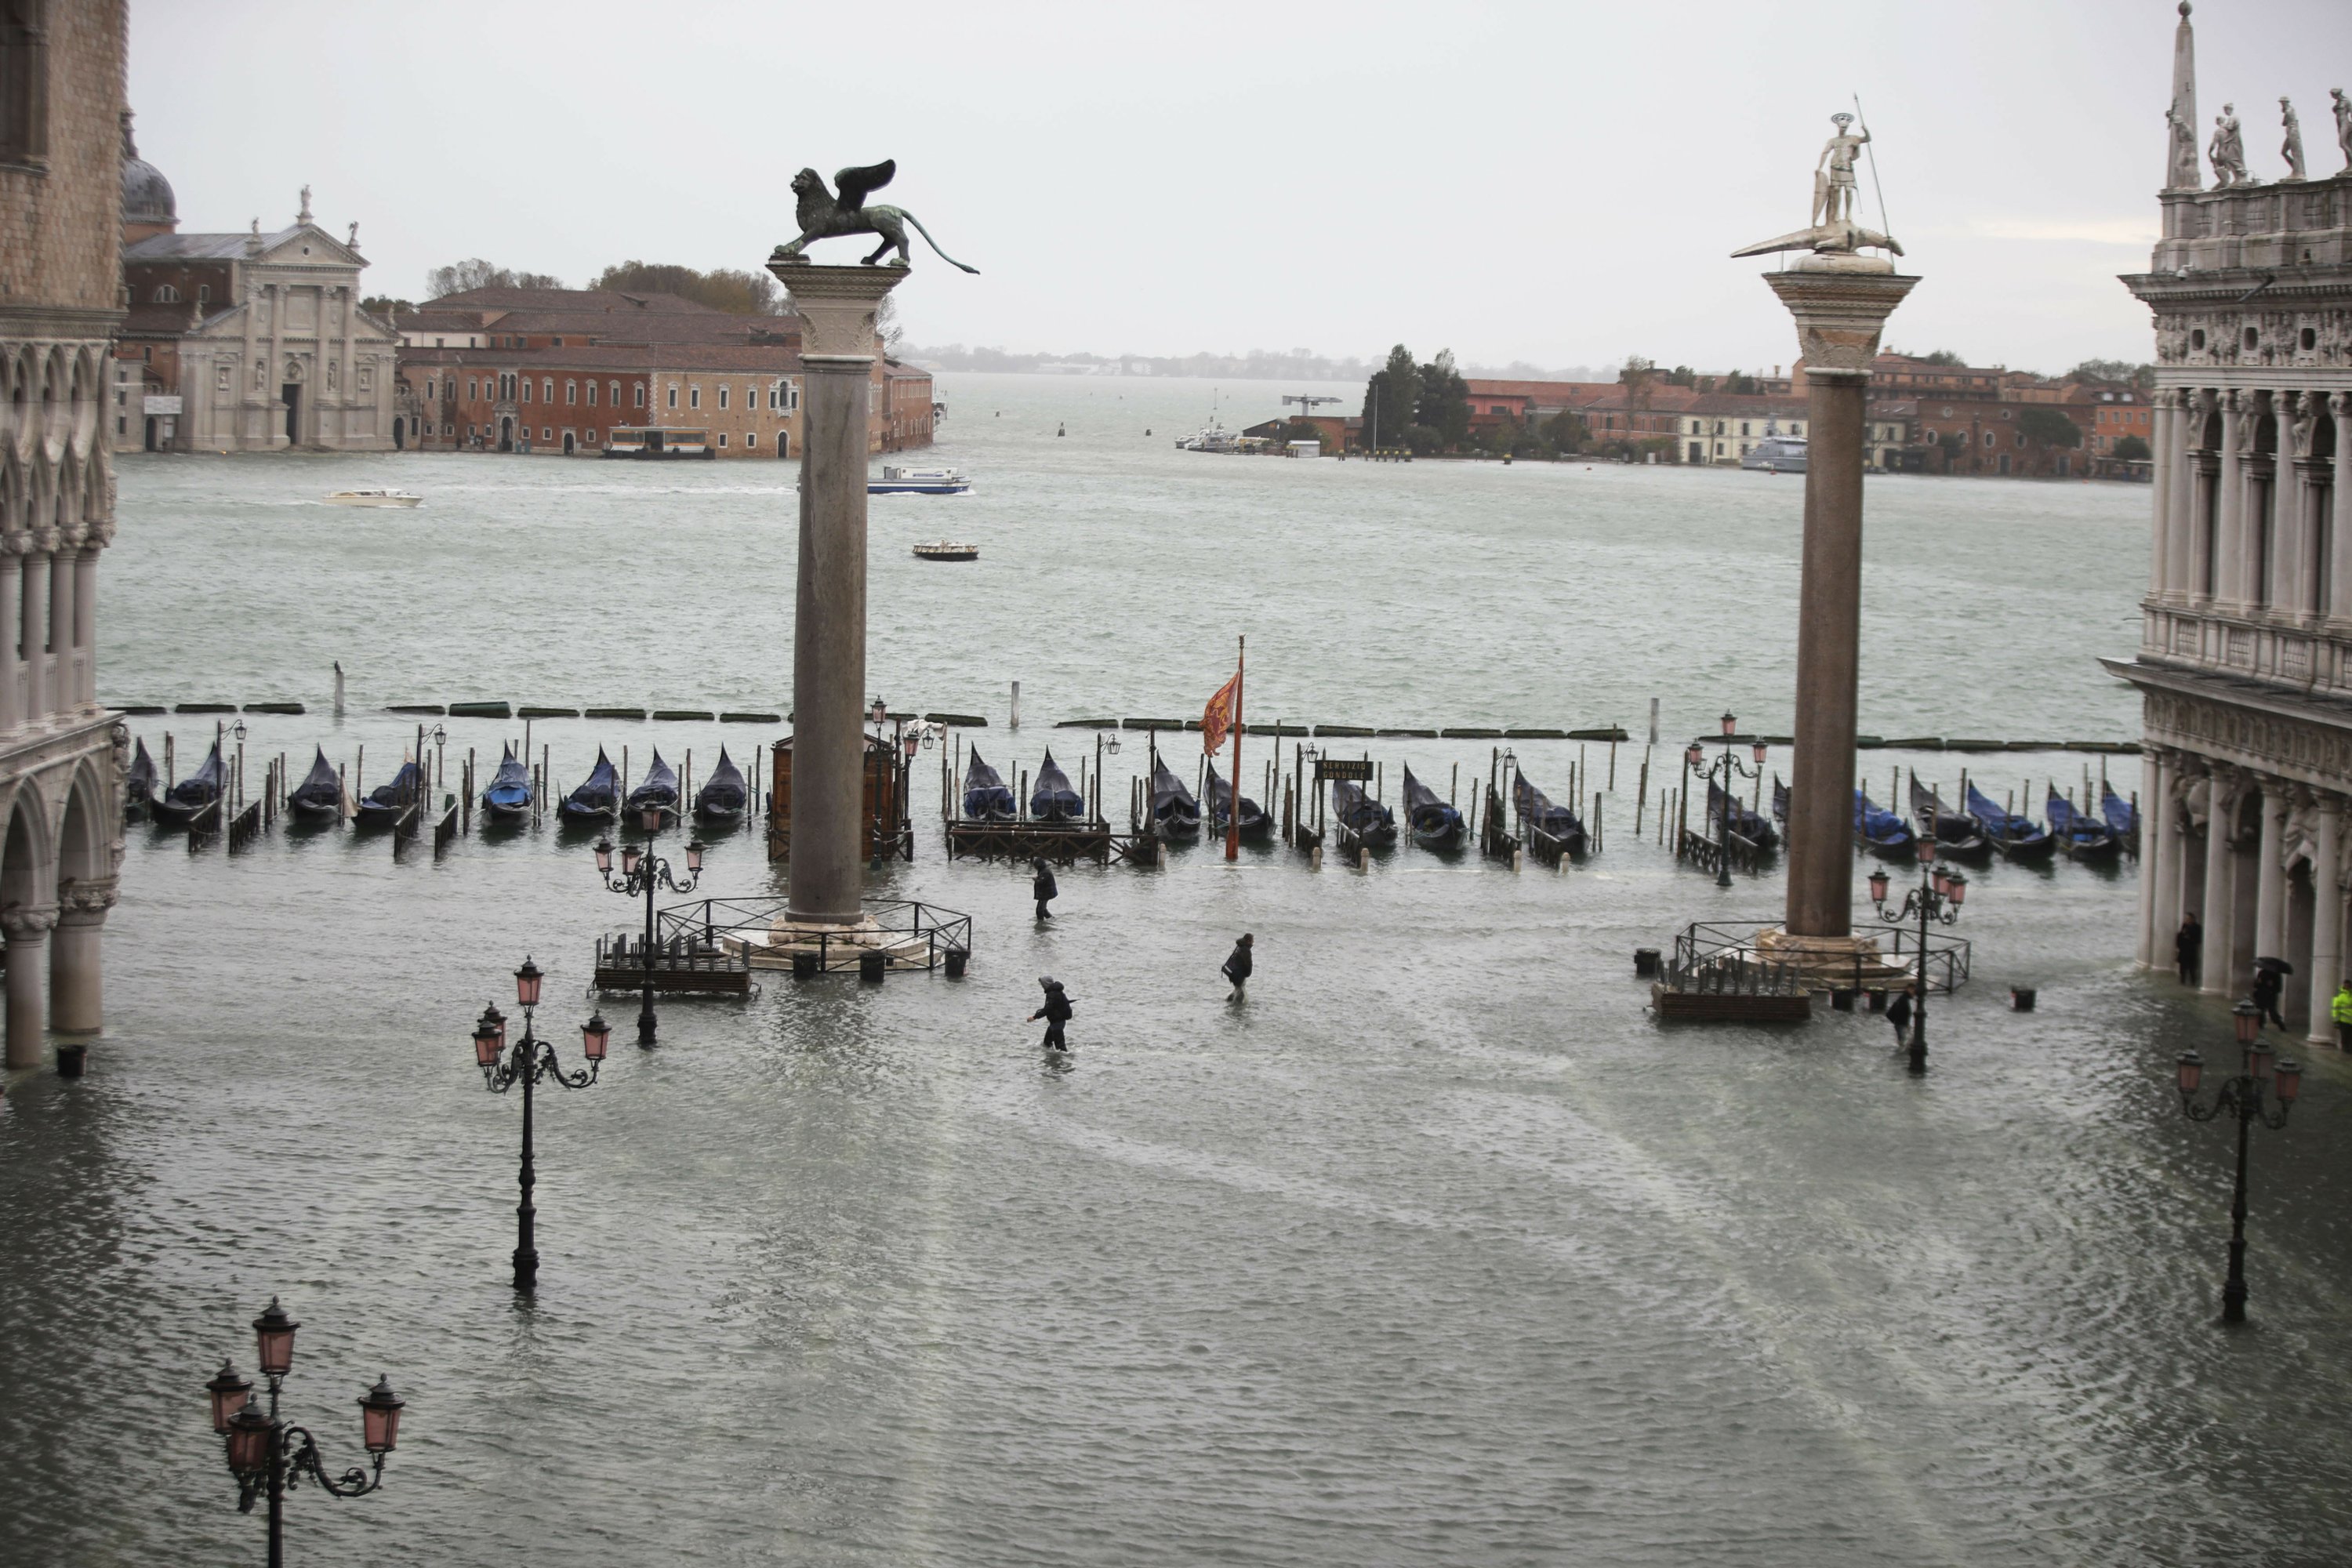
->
[2331,980,2352,1050]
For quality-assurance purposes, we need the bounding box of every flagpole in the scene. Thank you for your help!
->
[1228,634,1243,860]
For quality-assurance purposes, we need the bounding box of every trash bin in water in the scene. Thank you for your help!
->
[56,1043,86,1078]
[1634,948,1661,978]
[1830,989,1855,1011]
[2010,987,2037,1011]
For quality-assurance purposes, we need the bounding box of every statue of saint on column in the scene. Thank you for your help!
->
[1733,111,1903,264]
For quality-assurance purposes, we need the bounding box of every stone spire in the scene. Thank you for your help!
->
[2166,2,2201,190]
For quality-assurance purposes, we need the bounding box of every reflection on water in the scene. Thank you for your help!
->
[4,377,2345,1566]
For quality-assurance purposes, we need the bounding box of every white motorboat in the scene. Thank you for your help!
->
[870,465,971,495]
[913,541,978,561]
[325,488,423,507]
[1740,423,1807,474]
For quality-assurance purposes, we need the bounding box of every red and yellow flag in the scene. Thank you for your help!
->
[1201,671,1240,756]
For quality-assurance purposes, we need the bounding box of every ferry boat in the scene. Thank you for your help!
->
[324,488,423,507]
[913,541,978,561]
[1740,429,1807,474]
[869,465,971,495]
[603,427,714,459]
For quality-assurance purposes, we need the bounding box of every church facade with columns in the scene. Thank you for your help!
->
[2106,3,2352,1041]
[0,0,129,1069]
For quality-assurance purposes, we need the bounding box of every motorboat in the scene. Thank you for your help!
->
[913,542,978,561]
[1740,425,1808,474]
[480,743,533,824]
[869,465,971,495]
[325,488,423,507]
[694,746,750,826]
[151,741,221,828]
[285,746,345,823]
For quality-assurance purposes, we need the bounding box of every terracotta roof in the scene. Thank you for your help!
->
[425,287,725,314]
[400,343,805,372]
[1681,391,1809,416]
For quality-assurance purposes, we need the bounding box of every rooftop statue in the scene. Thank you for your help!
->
[1731,112,1903,266]
[771,160,979,274]
[2280,98,2306,182]
[2333,89,2351,174]
[2209,103,2248,187]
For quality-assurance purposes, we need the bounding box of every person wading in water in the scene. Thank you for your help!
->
[1222,933,1254,1001]
[1030,976,1073,1052]
[1031,857,1058,920]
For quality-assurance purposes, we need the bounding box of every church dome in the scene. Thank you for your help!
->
[120,111,176,230]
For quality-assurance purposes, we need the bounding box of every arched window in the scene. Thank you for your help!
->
[153,285,179,303]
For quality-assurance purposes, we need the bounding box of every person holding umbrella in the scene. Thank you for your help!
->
[2251,956,2292,1030]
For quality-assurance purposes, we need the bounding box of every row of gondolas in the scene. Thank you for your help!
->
[124,739,755,831]
[1729,771,2139,865]
[956,746,1590,855]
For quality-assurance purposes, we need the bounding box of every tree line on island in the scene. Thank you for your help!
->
[363,258,901,346]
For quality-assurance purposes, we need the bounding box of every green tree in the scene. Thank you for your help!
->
[1662,364,1697,387]
[1540,409,1588,453]
[1416,349,1470,449]
[2067,358,2157,392]
[1362,343,1417,450]
[359,295,412,317]
[588,260,789,314]
[2112,434,2152,463]
[424,259,564,297]
[2017,405,2082,448]
[1919,348,1967,367]
[1724,369,1759,395]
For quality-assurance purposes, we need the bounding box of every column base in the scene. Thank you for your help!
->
[1751,927,1917,992]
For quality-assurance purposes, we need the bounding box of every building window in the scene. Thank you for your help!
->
[553,337,564,347]
[666,385,678,409]
[2244,326,2259,352]
[608,381,619,405]
[585,429,598,444]
[435,337,445,348]
[719,432,728,447]
[1983,431,1994,447]
[541,377,552,402]
[443,423,452,435]
[542,426,551,441]
[565,380,577,405]
[467,377,478,400]
[635,384,646,408]
[688,386,701,409]
[521,377,532,402]
[718,386,729,410]
[197,284,209,303]
[2015,433,2026,448]
[2190,328,2206,350]
[2302,327,2318,351]
[116,417,125,435]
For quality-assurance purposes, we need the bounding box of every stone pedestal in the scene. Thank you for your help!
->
[1762,258,1917,939]
[766,262,905,927]
[3,903,56,1069]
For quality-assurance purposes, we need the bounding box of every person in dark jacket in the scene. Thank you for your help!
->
[2251,964,2287,1030]
[1031,857,1058,920]
[2176,913,2202,987]
[1222,933,1254,1000]
[1885,987,1913,1050]
[1029,976,1073,1051]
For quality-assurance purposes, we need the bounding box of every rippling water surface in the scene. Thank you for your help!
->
[3,376,2348,1567]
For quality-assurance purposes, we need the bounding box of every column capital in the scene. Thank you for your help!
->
[56,877,118,924]
[2332,390,2352,421]
[767,263,905,359]
[1,902,60,941]
[1759,268,1918,378]
[2318,792,2345,818]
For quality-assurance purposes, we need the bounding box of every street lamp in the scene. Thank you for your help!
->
[591,805,705,1048]
[203,1298,403,1568]
[1867,834,1967,1074]
[1687,711,1770,888]
[2176,1001,2302,1324]
[471,957,612,1290]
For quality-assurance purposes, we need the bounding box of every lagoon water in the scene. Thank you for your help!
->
[4,375,2348,1566]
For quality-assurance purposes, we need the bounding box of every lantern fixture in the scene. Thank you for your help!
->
[1915,835,1937,865]
[225,1396,272,1475]
[1685,741,1704,770]
[2176,1051,2205,1096]
[581,1012,611,1062]
[1945,872,1966,906]
[472,1011,503,1069]
[684,840,706,874]
[590,790,705,1050]
[1104,731,1121,755]
[619,843,642,877]
[1719,711,1737,736]
[870,696,887,727]
[206,1360,252,1435]
[2231,1000,2261,1046]
[637,804,663,834]
[231,718,249,743]
[252,1297,299,1379]
[593,838,614,874]
[1867,868,1890,904]
[2274,1059,2303,1105]
[358,1376,405,1454]
[514,959,543,1010]
[1751,739,1768,766]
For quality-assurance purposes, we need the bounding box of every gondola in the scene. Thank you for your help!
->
[353,760,421,831]
[285,746,345,823]
[1707,779,1780,853]
[1771,775,1789,827]
[626,749,679,819]
[1963,782,2056,862]
[2046,788,2121,862]
[694,746,749,826]
[963,747,1017,822]
[1148,755,1201,837]
[1030,750,1084,822]
[1399,764,1464,849]
[1205,759,1270,839]
[1906,776,1991,862]
[151,741,223,828]
[480,742,534,824]
[125,738,156,821]
[1854,790,1916,858]
[561,748,620,822]
[1331,779,1397,848]
[2100,781,2140,855]
[1514,771,1587,855]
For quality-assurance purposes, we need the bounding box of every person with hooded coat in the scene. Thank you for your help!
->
[1032,857,1058,920]
[1030,976,1073,1051]
[1222,933,1254,1000]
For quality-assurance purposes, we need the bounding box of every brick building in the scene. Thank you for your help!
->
[0,0,129,1067]
[391,287,933,458]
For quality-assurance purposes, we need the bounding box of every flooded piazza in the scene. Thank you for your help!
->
[4,376,2349,1566]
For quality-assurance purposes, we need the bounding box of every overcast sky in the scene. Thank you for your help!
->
[129,0,2351,376]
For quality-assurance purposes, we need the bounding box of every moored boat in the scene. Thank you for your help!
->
[1515,771,1588,855]
[1205,759,1269,839]
[963,748,1017,822]
[1907,776,1991,862]
[694,746,749,826]
[353,760,421,831]
[151,741,222,828]
[2046,788,2121,862]
[870,465,971,495]
[1149,755,1202,838]
[626,750,680,820]
[913,542,978,561]
[285,746,345,823]
[125,737,157,821]
[1400,764,1463,849]
[2100,782,2140,855]
[1030,750,1084,822]
[1963,782,2056,862]
[1708,780,1781,853]
[561,749,620,822]
[480,743,533,824]
[324,488,422,507]
[1331,779,1397,848]
[1855,790,1916,858]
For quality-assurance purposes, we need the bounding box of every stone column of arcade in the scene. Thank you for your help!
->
[767,260,905,933]
[2,904,56,1069]
[50,878,115,1033]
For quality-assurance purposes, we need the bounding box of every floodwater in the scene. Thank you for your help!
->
[4,375,2349,1567]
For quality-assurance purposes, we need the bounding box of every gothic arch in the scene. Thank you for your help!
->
[0,779,54,910]
[56,756,110,884]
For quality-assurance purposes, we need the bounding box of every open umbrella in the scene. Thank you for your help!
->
[2255,955,2295,975]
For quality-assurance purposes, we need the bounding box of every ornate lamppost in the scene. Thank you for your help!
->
[470,958,611,1291]
[2176,1002,2303,1324]
[1686,712,1770,888]
[203,1297,405,1568]
[1867,838,1966,1073]
[593,805,704,1047]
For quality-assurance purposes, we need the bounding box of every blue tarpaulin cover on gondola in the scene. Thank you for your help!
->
[1149,755,1201,835]
[2047,788,2120,859]
[627,750,679,815]
[1205,759,1267,834]
[1856,790,1915,854]
[964,747,1016,821]
[152,741,223,826]
[2100,782,2139,840]
[561,749,619,820]
[481,743,532,819]
[288,746,343,818]
[1031,750,1083,821]
[695,746,748,822]
[355,760,421,826]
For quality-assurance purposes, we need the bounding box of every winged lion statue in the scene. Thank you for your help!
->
[771,160,979,273]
